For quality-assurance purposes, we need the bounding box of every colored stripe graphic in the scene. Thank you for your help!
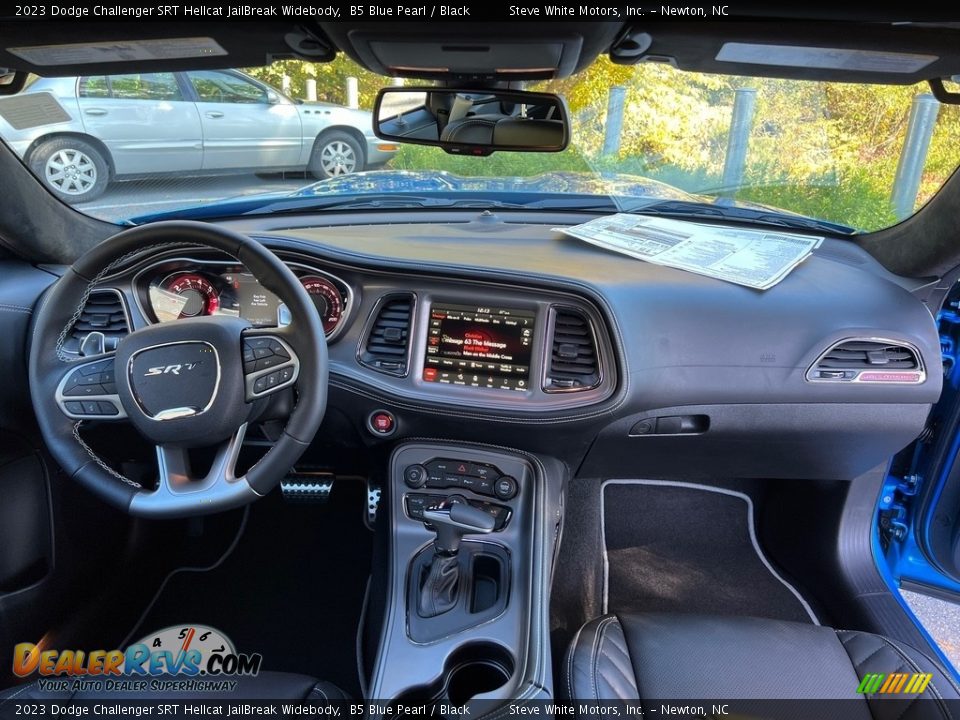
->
[856,673,933,694]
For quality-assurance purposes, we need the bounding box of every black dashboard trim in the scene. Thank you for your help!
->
[99,239,629,421]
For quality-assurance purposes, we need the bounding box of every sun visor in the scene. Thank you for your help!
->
[612,23,960,85]
[325,22,623,82]
[0,22,300,77]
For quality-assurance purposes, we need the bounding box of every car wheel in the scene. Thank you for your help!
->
[29,137,109,203]
[309,131,365,179]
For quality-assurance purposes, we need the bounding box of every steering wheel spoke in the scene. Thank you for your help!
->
[55,353,127,421]
[242,329,300,401]
[132,424,259,516]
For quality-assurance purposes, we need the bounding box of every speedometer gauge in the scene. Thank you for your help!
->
[161,273,220,318]
[300,275,344,334]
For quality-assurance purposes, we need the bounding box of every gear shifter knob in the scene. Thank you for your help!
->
[422,496,495,555]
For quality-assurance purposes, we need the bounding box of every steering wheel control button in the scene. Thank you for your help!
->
[57,357,128,419]
[404,464,429,488]
[367,409,397,437]
[243,335,299,400]
[494,475,519,500]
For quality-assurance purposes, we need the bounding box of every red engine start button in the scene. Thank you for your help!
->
[368,409,396,436]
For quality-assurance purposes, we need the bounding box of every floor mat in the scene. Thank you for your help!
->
[127,481,372,695]
[602,481,818,624]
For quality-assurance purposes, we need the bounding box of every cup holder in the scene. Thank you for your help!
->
[445,645,513,705]
[394,642,515,705]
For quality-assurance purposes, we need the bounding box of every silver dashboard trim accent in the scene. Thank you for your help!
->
[805,336,927,385]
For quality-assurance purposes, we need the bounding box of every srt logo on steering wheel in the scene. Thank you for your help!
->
[143,362,202,377]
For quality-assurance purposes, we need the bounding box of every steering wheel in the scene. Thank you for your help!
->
[28,221,328,518]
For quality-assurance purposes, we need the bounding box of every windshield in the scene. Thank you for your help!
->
[1,55,958,233]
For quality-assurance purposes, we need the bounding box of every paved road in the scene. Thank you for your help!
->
[902,589,960,671]
[74,174,310,221]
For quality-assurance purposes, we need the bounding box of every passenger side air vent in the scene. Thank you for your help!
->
[544,307,600,391]
[808,339,924,384]
[359,294,414,376]
[64,290,129,355]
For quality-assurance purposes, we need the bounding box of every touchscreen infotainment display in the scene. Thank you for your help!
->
[423,303,536,392]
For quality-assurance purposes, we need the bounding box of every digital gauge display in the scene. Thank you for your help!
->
[147,267,348,335]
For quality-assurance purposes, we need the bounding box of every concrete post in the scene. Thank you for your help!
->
[892,93,941,219]
[602,86,627,157]
[721,88,758,195]
[345,76,359,109]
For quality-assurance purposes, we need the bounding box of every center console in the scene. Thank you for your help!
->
[368,443,559,706]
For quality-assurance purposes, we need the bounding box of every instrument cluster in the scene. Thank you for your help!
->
[135,259,354,340]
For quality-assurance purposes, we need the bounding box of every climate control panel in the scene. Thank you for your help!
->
[403,457,519,500]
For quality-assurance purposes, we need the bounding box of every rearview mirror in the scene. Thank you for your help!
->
[0,70,29,96]
[373,87,569,155]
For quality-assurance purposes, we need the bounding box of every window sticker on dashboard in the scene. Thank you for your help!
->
[556,214,823,290]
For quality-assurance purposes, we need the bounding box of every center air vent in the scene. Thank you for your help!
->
[64,290,129,355]
[808,339,924,384]
[544,307,600,392]
[359,294,414,376]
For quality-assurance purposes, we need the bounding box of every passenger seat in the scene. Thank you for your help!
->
[564,613,959,712]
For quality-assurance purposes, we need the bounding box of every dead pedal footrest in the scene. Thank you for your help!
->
[281,470,334,503]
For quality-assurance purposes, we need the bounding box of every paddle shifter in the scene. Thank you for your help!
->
[418,496,496,617]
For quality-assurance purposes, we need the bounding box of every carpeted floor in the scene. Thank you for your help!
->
[602,481,817,624]
[126,480,373,696]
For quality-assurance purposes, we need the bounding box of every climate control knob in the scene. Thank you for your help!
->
[404,464,429,488]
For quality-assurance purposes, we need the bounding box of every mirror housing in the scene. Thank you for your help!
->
[266,90,281,105]
[0,70,29,96]
[373,87,569,156]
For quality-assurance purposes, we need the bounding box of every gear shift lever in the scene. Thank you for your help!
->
[418,496,495,617]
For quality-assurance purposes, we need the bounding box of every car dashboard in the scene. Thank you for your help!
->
[44,209,943,482]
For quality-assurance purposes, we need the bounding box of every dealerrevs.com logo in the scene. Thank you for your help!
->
[12,625,262,693]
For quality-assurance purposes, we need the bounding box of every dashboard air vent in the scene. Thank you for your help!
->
[64,290,129,355]
[809,339,923,383]
[545,307,600,391]
[360,295,414,376]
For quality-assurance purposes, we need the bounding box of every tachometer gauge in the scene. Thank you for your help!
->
[300,275,344,334]
[161,273,220,319]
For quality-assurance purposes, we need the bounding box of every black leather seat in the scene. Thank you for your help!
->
[565,613,960,710]
[0,672,347,705]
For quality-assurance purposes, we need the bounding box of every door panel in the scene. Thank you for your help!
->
[879,281,960,598]
[185,70,302,170]
[77,73,202,174]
